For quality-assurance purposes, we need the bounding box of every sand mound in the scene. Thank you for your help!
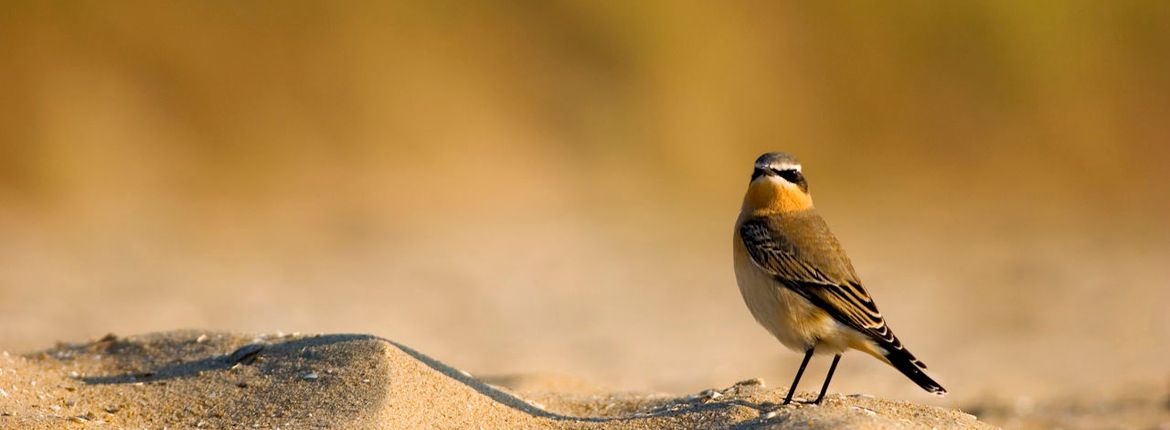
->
[0,331,992,429]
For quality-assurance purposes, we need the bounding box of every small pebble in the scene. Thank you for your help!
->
[196,334,209,343]
[104,405,120,413]
[301,372,319,381]
[691,389,722,402]
[228,344,265,365]
[849,406,877,416]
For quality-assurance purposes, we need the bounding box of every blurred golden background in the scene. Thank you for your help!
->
[2,0,1168,410]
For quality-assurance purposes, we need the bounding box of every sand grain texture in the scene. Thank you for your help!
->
[0,331,993,429]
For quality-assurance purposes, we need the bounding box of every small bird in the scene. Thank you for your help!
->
[732,152,946,405]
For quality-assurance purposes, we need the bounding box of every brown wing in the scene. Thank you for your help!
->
[738,215,922,366]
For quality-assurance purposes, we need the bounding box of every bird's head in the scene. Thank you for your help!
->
[743,152,813,215]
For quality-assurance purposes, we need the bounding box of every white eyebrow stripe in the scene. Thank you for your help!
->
[756,162,802,172]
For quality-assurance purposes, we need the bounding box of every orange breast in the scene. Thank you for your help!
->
[743,180,813,215]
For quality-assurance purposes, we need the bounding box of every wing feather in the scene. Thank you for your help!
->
[738,217,922,365]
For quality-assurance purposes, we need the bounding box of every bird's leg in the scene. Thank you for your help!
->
[783,348,814,405]
[813,354,842,405]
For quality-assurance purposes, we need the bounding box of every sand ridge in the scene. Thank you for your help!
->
[0,331,994,429]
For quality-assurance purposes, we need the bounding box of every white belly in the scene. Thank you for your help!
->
[733,239,870,355]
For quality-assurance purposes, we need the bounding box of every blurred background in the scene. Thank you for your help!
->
[2,0,1168,418]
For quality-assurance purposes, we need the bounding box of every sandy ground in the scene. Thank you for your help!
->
[2,213,1169,429]
[0,331,999,429]
[4,216,1168,430]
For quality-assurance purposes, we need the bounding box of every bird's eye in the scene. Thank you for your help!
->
[773,169,802,183]
[751,168,766,180]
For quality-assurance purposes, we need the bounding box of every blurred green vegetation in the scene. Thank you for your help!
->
[2,1,1167,228]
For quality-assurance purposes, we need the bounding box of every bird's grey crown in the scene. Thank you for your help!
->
[755,152,801,170]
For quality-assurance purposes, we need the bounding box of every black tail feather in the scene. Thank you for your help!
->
[885,347,946,395]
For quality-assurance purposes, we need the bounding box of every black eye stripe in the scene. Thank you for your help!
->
[772,168,802,183]
[751,167,805,187]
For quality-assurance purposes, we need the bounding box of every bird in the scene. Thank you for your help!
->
[732,151,946,405]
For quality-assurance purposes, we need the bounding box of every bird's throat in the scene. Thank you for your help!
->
[743,180,814,215]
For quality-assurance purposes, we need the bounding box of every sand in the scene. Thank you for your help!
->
[0,331,997,429]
